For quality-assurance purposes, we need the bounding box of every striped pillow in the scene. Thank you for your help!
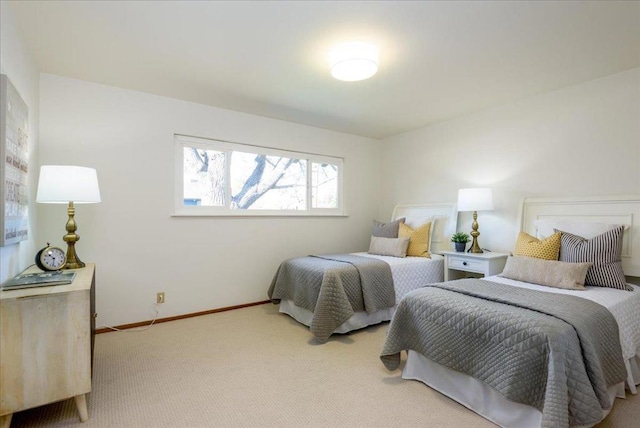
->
[557,225,631,291]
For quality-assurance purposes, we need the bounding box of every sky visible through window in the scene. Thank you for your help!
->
[179,138,341,214]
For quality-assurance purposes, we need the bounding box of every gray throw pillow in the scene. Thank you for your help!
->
[499,256,592,290]
[557,226,631,291]
[368,236,410,258]
[372,217,405,238]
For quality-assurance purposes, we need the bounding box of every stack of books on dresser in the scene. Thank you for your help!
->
[1,271,76,290]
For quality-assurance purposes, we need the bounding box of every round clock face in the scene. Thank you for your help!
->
[37,246,67,271]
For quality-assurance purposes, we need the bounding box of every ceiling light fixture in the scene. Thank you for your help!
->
[328,42,379,82]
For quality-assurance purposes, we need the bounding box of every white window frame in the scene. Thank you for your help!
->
[173,134,346,217]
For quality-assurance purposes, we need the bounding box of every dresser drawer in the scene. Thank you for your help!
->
[448,257,485,273]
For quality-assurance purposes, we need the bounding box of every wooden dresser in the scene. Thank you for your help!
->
[0,263,96,428]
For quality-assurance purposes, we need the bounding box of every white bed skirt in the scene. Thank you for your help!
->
[277,253,444,336]
[403,350,635,428]
[279,299,395,334]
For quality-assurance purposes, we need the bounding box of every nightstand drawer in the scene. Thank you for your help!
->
[441,250,509,281]
[448,257,485,273]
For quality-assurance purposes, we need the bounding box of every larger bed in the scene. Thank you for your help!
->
[268,203,457,342]
[380,195,640,428]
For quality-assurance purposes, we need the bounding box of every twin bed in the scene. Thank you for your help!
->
[268,195,640,427]
[268,202,457,342]
[383,195,640,427]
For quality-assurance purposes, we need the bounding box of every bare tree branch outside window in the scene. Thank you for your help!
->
[178,136,341,213]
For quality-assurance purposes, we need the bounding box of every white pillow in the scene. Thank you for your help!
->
[368,236,410,258]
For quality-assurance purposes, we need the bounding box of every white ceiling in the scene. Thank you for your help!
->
[7,1,640,139]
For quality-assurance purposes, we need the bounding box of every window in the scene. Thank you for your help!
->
[174,135,344,216]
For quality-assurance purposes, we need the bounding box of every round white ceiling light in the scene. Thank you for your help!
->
[328,42,379,82]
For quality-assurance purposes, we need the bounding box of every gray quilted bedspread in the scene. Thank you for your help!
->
[268,254,394,342]
[380,278,627,428]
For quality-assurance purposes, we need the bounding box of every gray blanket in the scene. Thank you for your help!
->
[268,254,395,342]
[380,279,627,428]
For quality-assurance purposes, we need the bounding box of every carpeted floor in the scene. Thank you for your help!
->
[9,303,640,427]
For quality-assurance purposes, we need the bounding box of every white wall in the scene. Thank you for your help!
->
[379,68,640,253]
[0,2,40,283]
[11,9,639,326]
[38,74,382,327]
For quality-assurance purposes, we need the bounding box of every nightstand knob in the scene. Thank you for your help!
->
[462,261,467,266]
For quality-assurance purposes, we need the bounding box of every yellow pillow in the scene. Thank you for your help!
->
[398,222,432,258]
[514,231,561,260]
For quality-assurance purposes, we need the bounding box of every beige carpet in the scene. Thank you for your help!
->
[10,303,640,427]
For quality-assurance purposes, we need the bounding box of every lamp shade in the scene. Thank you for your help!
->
[457,188,493,212]
[36,165,101,204]
[329,42,379,81]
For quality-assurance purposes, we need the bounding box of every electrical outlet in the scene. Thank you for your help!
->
[157,292,165,304]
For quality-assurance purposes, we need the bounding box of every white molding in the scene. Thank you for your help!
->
[518,194,640,277]
[391,203,458,254]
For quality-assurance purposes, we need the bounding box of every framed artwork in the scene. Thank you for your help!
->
[0,74,29,247]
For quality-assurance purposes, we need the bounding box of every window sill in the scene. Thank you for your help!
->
[171,212,349,218]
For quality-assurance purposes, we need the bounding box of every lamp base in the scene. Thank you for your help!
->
[64,259,86,270]
[63,241,86,269]
[468,236,484,253]
[63,201,86,269]
[468,210,484,253]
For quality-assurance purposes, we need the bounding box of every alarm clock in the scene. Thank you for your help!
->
[35,243,67,271]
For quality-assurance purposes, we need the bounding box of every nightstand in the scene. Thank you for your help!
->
[440,251,509,281]
[0,264,96,428]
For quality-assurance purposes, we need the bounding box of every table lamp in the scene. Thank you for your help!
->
[457,188,494,253]
[36,165,101,269]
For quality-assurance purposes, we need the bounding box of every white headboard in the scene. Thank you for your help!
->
[517,195,640,277]
[391,203,457,254]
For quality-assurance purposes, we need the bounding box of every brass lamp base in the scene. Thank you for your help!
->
[468,210,484,254]
[62,201,86,269]
[63,241,85,269]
